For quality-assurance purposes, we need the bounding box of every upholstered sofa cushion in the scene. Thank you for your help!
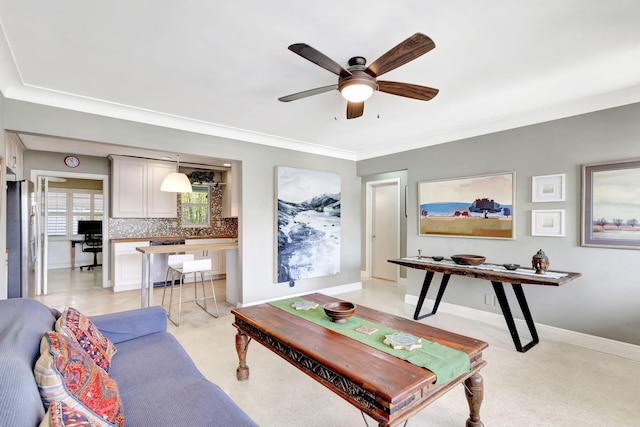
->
[109,331,257,426]
[55,307,117,372]
[39,401,100,427]
[0,299,59,427]
[34,332,124,427]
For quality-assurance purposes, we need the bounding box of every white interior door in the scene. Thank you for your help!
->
[371,181,399,281]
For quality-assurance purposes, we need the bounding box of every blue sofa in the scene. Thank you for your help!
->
[0,298,258,427]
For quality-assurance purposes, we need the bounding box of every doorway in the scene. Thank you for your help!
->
[30,169,109,295]
[365,179,400,281]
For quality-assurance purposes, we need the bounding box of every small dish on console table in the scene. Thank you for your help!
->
[503,263,520,271]
[431,256,444,261]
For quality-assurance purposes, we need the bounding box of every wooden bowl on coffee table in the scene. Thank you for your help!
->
[323,302,356,323]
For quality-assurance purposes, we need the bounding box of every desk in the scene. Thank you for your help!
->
[233,293,488,427]
[136,242,238,308]
[388,257,581,353]
[70,238,85,270]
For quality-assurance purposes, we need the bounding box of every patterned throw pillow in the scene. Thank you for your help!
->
[34,332,125,427]
[55,307,117,372]
[39,401,100,427]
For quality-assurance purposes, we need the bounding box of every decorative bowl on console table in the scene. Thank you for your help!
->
[451,254,486,265]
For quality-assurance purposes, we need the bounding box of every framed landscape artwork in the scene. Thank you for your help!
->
[532,174,565,202]
[276,166,341,283]
[531,209,565,237]
[418,172,515,239]
[582,159,640,249]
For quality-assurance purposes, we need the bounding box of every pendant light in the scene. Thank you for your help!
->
[160,155,193,193]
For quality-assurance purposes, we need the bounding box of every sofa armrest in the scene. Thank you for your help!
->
[90,306,167,344]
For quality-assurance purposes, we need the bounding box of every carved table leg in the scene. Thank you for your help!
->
[464,373,484,427]
[235,331,251,381]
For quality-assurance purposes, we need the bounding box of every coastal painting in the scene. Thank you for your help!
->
[418,172,515,239]
[276,166,341,283]
[582,159,640,249]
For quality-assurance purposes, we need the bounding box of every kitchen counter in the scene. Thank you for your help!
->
[110,236,238,301]
[135,240,239,308]
[135,241,237,255]
[111,235,237,243]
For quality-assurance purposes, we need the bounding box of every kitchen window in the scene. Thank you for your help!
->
[180,185,210,227]
[47,189,103,238]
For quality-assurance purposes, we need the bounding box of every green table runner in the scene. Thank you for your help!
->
[270,297,471,385]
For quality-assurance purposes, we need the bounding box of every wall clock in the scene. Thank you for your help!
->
[64,155,80,168]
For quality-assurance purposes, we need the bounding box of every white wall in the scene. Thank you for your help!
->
[358,102,640,346]
[48,240,96,269]
[2,99,362,305]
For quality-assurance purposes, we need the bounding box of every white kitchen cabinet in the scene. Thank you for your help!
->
[5,132,25,180]
[148,162,178,217]
[111,241,147,292]
[110,155,178,218]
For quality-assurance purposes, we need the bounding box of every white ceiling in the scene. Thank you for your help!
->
[1,1,640,161]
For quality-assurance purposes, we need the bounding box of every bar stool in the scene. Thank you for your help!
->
[161,254,194,308]
[162,255,219,326]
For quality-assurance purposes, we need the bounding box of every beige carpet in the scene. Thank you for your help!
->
[36,275,638,426]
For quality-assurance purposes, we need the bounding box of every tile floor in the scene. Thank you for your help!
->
[35,269,639,427]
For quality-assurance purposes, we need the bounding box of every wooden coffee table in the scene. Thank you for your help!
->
[232,293,488,427]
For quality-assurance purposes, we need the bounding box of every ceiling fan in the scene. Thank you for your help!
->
[278,33,439,119]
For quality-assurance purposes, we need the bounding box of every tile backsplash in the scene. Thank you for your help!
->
[109,184,238,238]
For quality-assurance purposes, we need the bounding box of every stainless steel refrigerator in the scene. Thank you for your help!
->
[6,180,38,298]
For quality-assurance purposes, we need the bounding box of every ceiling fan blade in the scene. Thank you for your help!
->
[366,33,435,78]
[346,101,364,119]
[288,43,352,77]
[377,81,439,101]
[278,84,338,102]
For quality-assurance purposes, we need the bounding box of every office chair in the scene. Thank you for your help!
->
[79,235,102,270]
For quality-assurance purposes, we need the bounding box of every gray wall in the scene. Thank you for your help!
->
[24,150,110,176]
[358,102,640,346]
[3,100,362,304]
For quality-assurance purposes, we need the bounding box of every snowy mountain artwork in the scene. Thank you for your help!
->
[276,166,341,283]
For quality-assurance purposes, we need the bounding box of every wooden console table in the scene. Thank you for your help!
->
[388,257,581,353]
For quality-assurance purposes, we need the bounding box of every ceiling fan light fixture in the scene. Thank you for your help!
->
[340,82,375,103]
[339,70,377,103]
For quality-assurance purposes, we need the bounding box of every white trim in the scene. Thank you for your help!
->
[404,294,640,362]
[30,169,110,290]
[237,281,362,308]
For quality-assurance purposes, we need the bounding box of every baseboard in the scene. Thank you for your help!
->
[238,282,363,307]
[113,283,141,293]
[319,281,363,296]
[405,294,640,362]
